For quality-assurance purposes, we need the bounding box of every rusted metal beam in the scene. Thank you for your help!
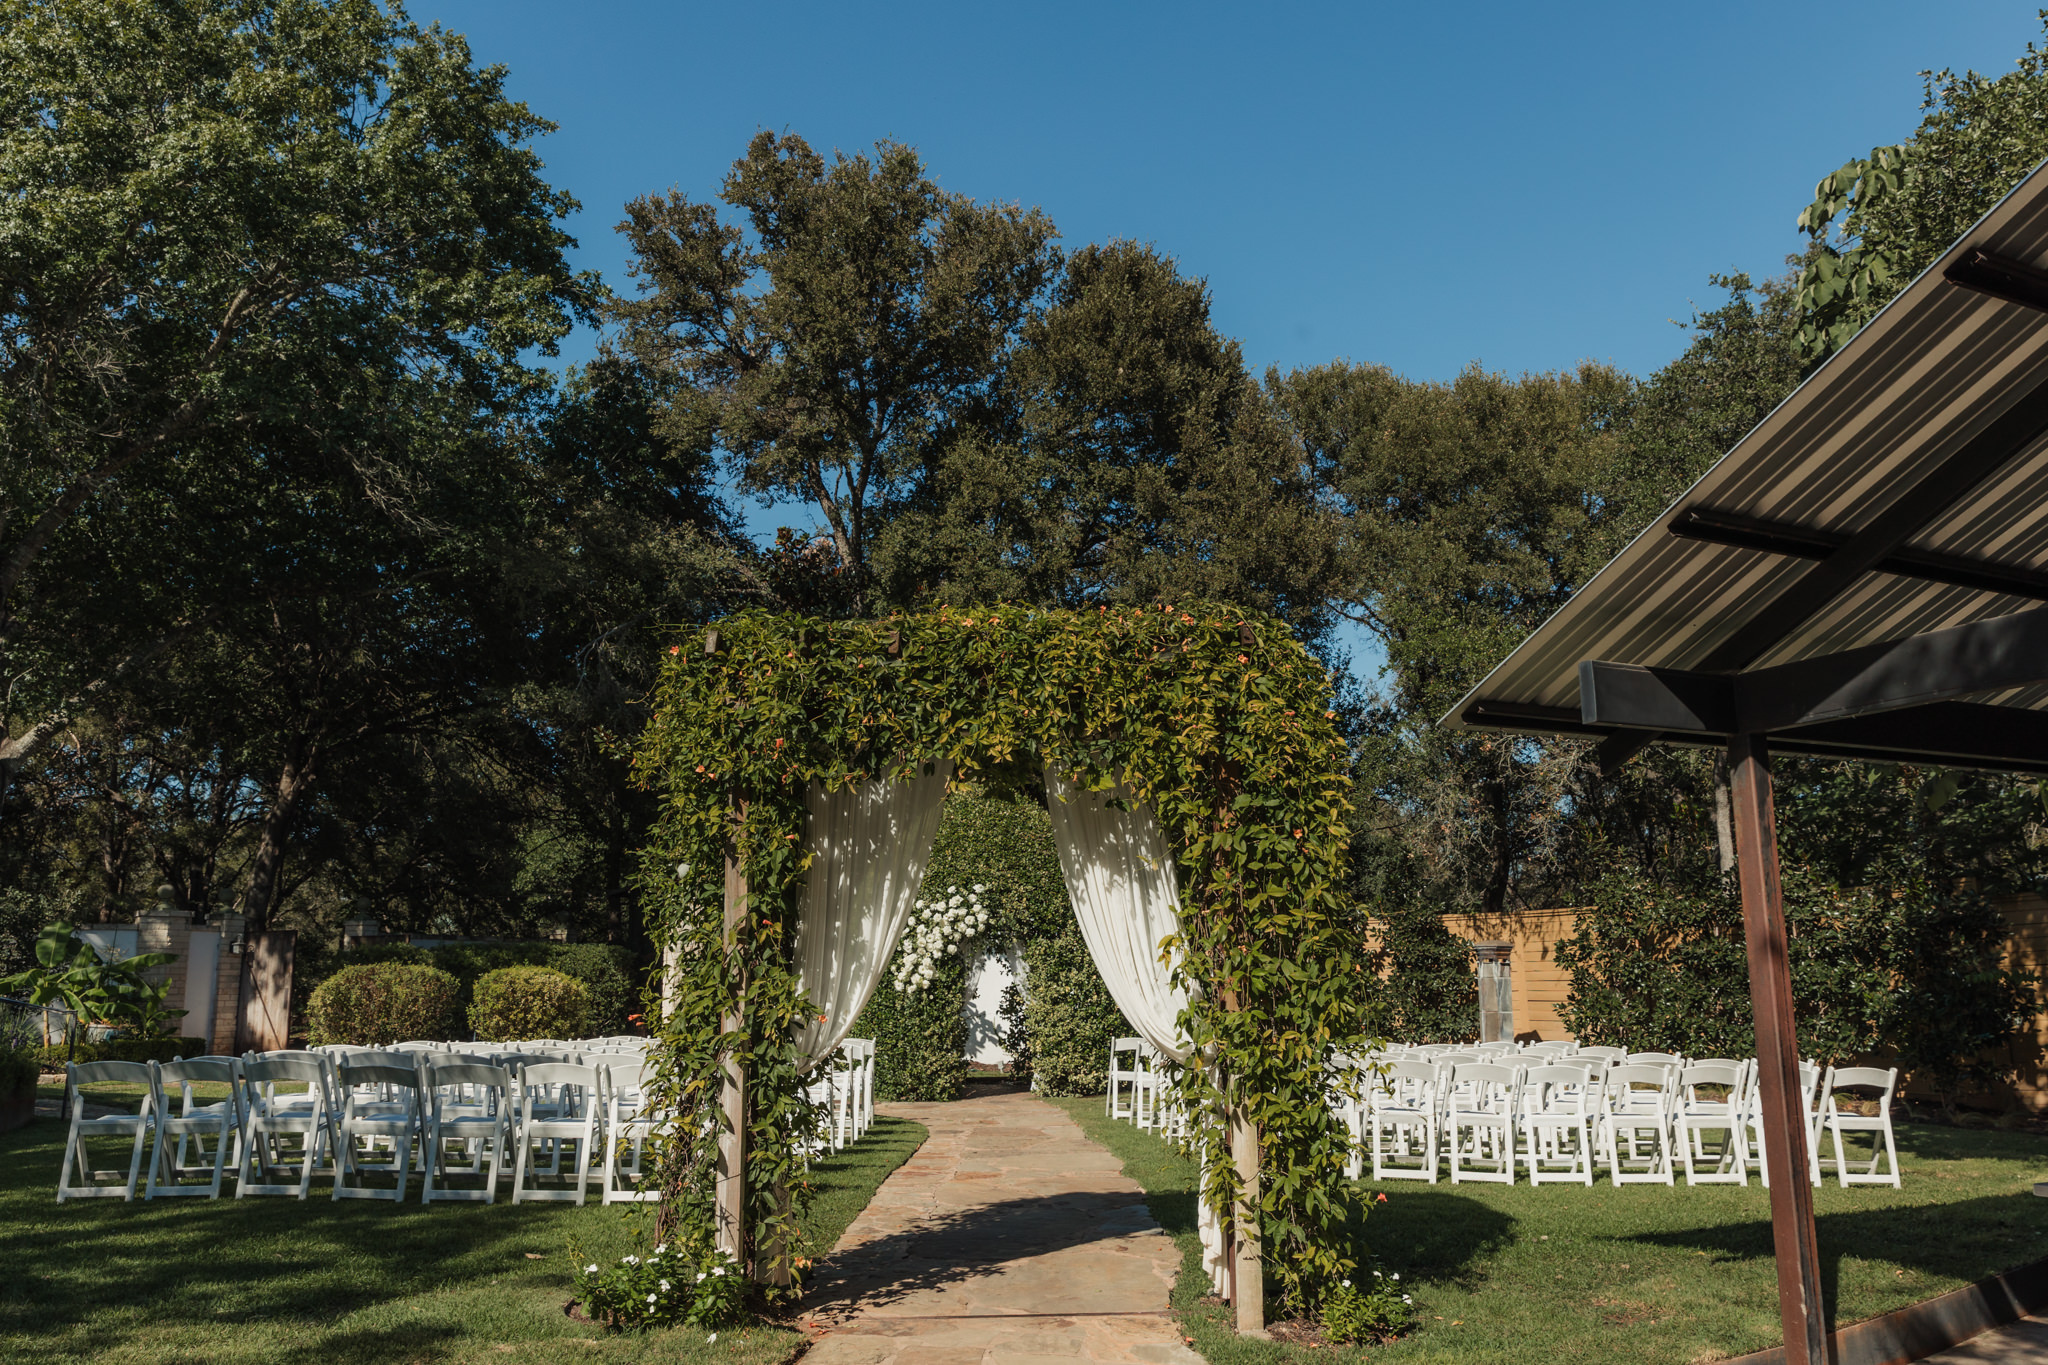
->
[1729,734,1827,1365]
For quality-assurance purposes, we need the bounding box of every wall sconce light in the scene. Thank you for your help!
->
[228,933,247,955]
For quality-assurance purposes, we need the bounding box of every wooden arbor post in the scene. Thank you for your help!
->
[1231,1104,1265,1335]
[1728,733,1827,1365]
[715,815,747,1264]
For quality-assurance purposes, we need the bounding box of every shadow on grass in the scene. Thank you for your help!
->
[0,1120,638,1361]
[803,1184,1158,1312]
[1626,1192,2048,1330]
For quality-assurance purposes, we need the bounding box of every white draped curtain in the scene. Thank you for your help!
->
[791,761,953,1071]
[1043,770,1230,1298]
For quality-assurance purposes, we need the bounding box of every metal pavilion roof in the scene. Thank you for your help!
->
[1446,156,2048,775]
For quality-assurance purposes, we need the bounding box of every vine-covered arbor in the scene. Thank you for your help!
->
[631,603,1369,1329]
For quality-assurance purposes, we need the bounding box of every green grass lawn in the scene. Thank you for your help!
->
[1,1086,924,1365]
[1051,1096,2048,1365]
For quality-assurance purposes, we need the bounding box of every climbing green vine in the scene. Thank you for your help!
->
[630,603,1370,1310]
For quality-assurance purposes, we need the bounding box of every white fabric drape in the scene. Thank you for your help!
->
[1043,769,1229,1297]
[792,761,953,1071]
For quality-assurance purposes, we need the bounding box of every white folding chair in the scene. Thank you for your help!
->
[57,1061,157,1202]
[1675,1061,1748,1185]
[603,1061,659,1203]
[1578,1045,1628,1064]
[1743,1060,1825,1187]
[421,1059,512,1203]
[332,1057,425,1201]
[1522,1064,1599,1186]
[1822,1066,1902,1188]
[1107,1037,1144,1120]
[1446,1062,1519,1184]
[511,1062,603,1204]
[145,1057,243,1199]
[1600,1063,1676,1185]
[237,1054,337,1199]
[1368,1058,1441,1183]
[845,1038,876,1139]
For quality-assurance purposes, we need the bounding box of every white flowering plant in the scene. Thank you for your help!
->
[890,883,990,995]
[570,1237,746,1333]
[1318,1262,1416,1344]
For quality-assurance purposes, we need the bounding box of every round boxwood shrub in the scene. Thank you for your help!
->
[469,966,588,1042]
[306,963,463,1046]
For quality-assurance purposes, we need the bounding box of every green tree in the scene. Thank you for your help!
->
[609,132,1059,611]
[0,0,591,811]
[1793,20,2048,363]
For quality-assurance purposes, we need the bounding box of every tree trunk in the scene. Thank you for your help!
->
[240,741,320,932]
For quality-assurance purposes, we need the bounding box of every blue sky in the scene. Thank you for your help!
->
[414,0,2046,683]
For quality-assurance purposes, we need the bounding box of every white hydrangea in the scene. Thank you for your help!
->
[891,884,991,994]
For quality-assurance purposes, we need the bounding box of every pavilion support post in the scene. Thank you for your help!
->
[1728,733,1827,1365]
[715,825,748,1267]
[1230,1102,1265,1336]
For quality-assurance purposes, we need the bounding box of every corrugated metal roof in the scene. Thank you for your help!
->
[1446,156,2048,769]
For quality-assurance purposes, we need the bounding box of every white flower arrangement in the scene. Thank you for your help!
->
[890,883,990,994]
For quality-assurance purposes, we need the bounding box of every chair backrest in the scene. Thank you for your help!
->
[1579,1045,1628,1062]
[337,1060,422,1091]
[1691,1057,1745,1069]
[1606,1063,1673,1092]
[69,1059,153,1091]
[242,1054,327,1087]
[521,1062,601,1112]
[427,1060,510,1091]
[1450,1062,1519,1088]
[1384,1059,1438,1089]
[1628,1051,1682,1064]
[1829,1066,1898,1098]
[158,1056,239,1089]
[1680,1062,1744,1094]
[1523,1064,1598,1110]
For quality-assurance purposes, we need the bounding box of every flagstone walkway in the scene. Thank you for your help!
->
[800,1089,1203,1365]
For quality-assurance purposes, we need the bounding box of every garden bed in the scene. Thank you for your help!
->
[1051,1097,2048,1365]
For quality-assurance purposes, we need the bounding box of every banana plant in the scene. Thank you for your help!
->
[0,923,183,1040]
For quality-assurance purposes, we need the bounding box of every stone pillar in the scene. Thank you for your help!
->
[134,885,192,1017]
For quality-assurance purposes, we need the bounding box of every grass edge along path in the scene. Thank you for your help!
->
[1048,1095,2048,1365]
[0,1094,924,1365]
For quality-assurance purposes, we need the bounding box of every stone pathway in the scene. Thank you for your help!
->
[801,1089,1202,1365]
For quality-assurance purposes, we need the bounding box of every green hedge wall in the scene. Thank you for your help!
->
[1557,865,2037,1106]
[850,786,1129,1101]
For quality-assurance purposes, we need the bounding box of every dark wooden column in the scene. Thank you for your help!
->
[1728,733,1826,1365]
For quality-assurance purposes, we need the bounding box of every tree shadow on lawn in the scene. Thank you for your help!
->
[0,1122,634,1361]
[801,1185,1165,1315]
[1137,1181,1517,1292]
[1625,1192,2048,1332]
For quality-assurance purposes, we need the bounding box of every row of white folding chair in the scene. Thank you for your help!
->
[59,1050,659,1204]
[799,1038,877,1157]
[1358,1054,1899,1187]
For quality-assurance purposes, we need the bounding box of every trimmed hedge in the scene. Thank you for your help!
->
[468,966,588,1042]
[1020,919,1126,1096]
[304,941,641,1038]
[860,954,968,1102]
[306,964,463,1046]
